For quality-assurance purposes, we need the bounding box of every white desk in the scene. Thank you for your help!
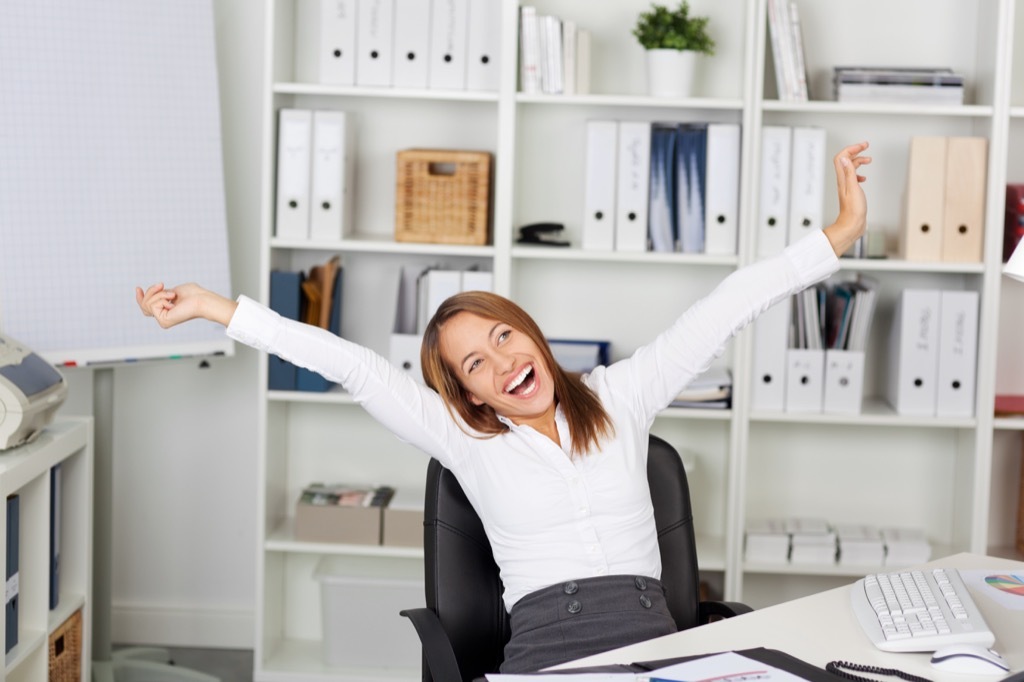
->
[554,553,1024,680]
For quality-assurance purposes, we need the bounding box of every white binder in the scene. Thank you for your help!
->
[318,0,357,85]
[582,120,618,251]
[703,123,741,255]
[751,299,790,412]
[309,110,354,242]
[935,290,979,417]
[461,269,493,292]
[886,289,941,416]
[465,0,501,91]
[392,0,432,88]
[758,125,792,256]
[417,269,463,334]
[391,265,425,383]
[788,126,826,244]
[428,0,469,90]
[275,109,313,240]
[615,121,652,252]
[784,348,825,413]
[355,0,396,87]
[823,349,864,415]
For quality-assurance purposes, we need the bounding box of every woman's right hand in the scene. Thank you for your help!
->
[135,282,237,329]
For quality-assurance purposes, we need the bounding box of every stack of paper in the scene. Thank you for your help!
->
[787,518,837,565]
[744,519,790,564]
[671,367,732,409]
[836,524,885,566]
[882,527,932,566]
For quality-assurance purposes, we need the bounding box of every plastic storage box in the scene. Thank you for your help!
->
[314,555,425,670]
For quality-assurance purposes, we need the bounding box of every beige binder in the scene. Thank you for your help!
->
[901,136,947,261]
[941,136,987,263]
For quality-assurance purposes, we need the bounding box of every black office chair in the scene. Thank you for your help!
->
[400,434,752,682]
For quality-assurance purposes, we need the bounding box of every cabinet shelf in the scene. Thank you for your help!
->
[265,519,423,559]
[762,100,994,119]
[993,417,1024,431]
[834,259,987,275]
[516,93,744,111]
[273,81,498,103]
[511,245,738,266]
[270,236,496,257]
[751,398,977,428]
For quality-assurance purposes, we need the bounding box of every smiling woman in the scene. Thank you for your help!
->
[136,142,870,674]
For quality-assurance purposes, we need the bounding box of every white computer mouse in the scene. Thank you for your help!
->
[930,644,1009,675]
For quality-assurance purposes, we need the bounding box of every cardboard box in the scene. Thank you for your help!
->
[383,488,424,549]
[294,484,393,545]
[314,555,425,669]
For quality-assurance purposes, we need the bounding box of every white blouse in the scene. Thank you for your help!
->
[227,230,839,611]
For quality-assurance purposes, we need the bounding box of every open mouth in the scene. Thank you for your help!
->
[505,364,538,397]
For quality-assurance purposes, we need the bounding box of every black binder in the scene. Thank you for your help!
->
[6,494,18,653]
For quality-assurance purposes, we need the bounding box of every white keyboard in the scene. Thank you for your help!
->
[850,567,996,652]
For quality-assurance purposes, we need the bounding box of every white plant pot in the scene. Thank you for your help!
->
[645,48,697,98]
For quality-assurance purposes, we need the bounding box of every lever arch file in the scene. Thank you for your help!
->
[886,289,941,416]
[355,0,396,86]
[582,120,618,251]
[758,125,792,256]
[704,123,741,255]
[615,121,652,252]
[428,0,469,90]
[275,109,313,240]
[393,0,432,88]
[318,0,357,85]
[787,126,826,245]
[941,136,987,263]
[309,110,355,241]
[902,136,947,261]
[466,0,502,91]
[936,290,979,417]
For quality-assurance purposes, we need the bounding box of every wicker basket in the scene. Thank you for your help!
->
[49,608,83,682]
[395,149,492,245]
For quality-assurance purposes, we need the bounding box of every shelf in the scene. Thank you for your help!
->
[751,398,978,428]
[270,236,496,258]
[48,593,86,634]
[743,543,956,577]
[257,638,419,682]
[761,100,994,118]
[516,93,744,111]
[273,82,498,103]
[511,245,738,266]
[4,629,46,676]
[268,386,354,404]
[835,258,986,274]
[265,519,423,559]
[993,417,1024,431]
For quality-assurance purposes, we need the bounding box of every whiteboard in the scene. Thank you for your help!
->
[0,0,233,365]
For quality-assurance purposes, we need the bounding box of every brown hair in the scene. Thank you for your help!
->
[420,291,614,457]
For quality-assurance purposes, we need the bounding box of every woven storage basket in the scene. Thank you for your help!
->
[49,608,83,682]
[395,149,492,245]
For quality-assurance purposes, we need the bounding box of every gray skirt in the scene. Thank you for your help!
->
[500,574,678,674]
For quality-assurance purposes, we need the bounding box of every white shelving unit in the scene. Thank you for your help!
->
[0,418,92,682]
[254,1,1024,679]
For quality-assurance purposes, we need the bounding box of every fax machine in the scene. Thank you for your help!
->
[0,333,68,450]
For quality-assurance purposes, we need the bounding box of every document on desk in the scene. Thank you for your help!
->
[959,569,1024,611]
[485,651,814,682]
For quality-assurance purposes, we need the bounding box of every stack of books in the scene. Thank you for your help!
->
[881,527,932,566]
[766,0,809,101]
[744,519,790,564]
[519,6,590,95]
[835,524,885,566]
[833,66,964,105]
[671,367,732,409]
[787,518,837,565]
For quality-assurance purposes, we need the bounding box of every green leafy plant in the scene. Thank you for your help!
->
[632,1,715,55]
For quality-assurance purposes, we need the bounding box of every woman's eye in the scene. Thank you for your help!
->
[498,330,510,343]
[468,358,481,373]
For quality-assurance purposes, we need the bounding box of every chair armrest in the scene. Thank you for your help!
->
[400,607,463,682]
[698,600,753,624]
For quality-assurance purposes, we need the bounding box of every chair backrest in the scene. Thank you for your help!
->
[420,433,701,682]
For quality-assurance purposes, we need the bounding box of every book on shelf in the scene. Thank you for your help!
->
[671,367,732,409]
[518,6,590,96]
[833,66,964,105]
[766,0,808,101]
[995,394,1024,417]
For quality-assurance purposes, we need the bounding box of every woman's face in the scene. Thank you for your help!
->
[438,311,556,428]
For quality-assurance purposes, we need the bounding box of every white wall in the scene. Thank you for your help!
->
[59,0,264,648]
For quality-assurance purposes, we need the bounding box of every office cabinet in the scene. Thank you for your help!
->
[0,418,92,682]
[255,0,1024,678]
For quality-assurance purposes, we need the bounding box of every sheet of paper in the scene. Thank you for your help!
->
[960,569,1024,611]
[485,674,635,681]
[642,652,810,682]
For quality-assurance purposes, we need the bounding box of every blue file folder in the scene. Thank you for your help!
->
[6,494,18,653]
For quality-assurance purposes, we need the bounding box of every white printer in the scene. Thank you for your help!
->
[0,333,68,450]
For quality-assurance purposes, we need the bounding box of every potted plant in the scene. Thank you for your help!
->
[633,1,715,98]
